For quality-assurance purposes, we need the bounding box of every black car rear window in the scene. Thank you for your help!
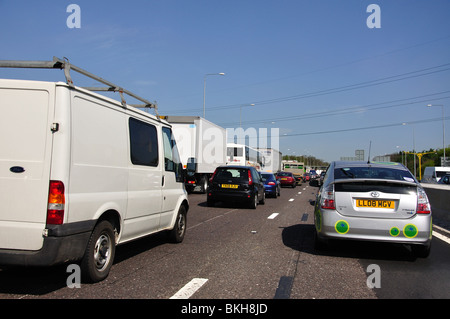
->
[334,166,415,182]
[261,173,275,181]
[214,168,249,181]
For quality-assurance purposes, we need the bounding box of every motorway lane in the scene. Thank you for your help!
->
[0,183,448,299]
[0,184,373,299]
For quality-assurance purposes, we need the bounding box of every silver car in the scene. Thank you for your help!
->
[314,161,432,257]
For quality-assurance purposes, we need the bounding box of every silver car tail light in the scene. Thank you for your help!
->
[417,187,431,214]
[320,184,335,210]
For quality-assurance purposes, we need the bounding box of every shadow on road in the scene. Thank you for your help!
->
[0,265,68,296]
[0,231,171,297]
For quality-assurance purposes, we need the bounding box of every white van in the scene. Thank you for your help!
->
[0,74,188,282]
[422,166,450,183]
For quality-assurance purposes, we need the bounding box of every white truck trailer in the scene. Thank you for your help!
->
[259,148,282,173]
[163,116,227,193]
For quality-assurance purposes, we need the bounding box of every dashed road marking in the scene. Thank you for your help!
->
[433,231,450,244]
[268,213,279,219]
[170,278,208,299]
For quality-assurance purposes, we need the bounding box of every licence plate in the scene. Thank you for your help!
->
[356,199,394,209]
[281,178,287,180]
[221,184,238,189]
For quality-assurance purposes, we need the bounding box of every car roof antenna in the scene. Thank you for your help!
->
[367,141,372,164]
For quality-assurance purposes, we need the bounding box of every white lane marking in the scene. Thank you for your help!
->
[298,192,302,194]
[268,213,279,219]
[433,231,450,244]
[170,278,208,299]
[289,198,294,202]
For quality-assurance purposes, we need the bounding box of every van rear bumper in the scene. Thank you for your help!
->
[0,220,95,267]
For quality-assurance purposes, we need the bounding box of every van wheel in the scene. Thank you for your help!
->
[168,205,187,243]
[81,220,116,283]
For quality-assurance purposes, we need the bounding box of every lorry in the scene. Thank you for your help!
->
[281,160,305,185]
[259,148,282,173]
[422,166,450,183]
[162,116,227,193]
[0,57,189,282]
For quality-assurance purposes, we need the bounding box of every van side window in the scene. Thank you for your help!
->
[129,118,159,167]
[162,127,183,182]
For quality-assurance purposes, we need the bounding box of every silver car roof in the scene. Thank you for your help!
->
[333,161,409,171]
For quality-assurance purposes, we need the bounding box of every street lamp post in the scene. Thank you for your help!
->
[427,104,445,166]
[239,103,255,128]
[405,151,437,181]
[203,73,225,118]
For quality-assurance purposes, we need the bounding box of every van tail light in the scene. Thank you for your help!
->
[417,187,431,214]
[320,184,335,210]
[248,170,253,185]
[47,180,65,225]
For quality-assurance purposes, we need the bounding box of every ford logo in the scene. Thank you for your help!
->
[10,166,25,173]
[370,191,380,198]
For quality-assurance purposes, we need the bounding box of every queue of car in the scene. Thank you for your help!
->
[206,166,286,208]
[203,161,432,258]
[204,165,323,209]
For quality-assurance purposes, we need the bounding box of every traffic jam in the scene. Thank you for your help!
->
[1,58,449,304]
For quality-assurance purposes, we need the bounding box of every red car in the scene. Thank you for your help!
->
[276,172,296,188]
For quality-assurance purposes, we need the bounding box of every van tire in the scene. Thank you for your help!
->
[168,205,187,243]
[80,220,116,283]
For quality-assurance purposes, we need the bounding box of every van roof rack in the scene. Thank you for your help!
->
[0,56,158,115]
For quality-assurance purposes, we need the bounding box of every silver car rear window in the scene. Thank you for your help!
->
[334,166,415,182]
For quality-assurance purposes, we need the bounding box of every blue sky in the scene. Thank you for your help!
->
[1,0,450,163]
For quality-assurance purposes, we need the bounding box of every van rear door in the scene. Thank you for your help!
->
[0,80,55,250]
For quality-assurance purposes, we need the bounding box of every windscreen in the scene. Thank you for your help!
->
[334,166,415,183]
[214,168,249,182]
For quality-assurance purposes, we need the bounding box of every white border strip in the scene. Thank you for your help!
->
[170,278,208,299]
[433,231,450,244]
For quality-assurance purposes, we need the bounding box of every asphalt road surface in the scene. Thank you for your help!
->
[1,182,449,302]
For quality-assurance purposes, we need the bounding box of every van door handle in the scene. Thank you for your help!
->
[162,175,165,186]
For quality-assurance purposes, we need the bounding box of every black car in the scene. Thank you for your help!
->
[207,165,265,209]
